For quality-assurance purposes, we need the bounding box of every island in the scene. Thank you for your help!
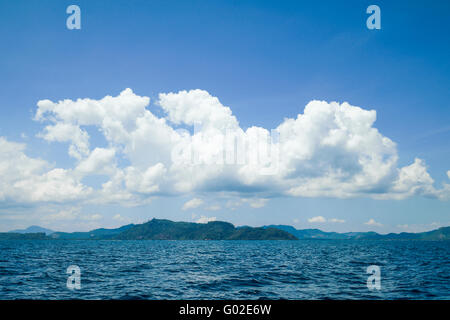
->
[1,219,449,240]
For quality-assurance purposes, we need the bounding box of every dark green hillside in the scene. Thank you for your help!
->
[115,219,296,240]
[3,221,448,241]
[50,224,135,240]
[419,227,450,240]
[265,225,354,239]
[229,227,298,240]
[267,225,450,241]
[0,232,48,240]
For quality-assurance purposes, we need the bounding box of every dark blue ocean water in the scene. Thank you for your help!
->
[0,240,448,299]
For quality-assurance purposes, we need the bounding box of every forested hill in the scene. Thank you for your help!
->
[115,219,297,240]
[265,225,450,240]
[2,220,449,240]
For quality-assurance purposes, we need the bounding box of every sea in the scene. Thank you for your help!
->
[0,240,448,299]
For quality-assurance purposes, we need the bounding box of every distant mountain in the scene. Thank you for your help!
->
[48,220,295,240]
[49,224,135,240]
[116,219,297,240]
[265,225,357,239]
[349,226,450,240]
[9,225,54,235]
[0,232,47,240]
[2,221,449,241]
[265,225,450,241]
[419,227,450,240]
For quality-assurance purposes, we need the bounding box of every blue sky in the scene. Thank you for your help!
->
[0,0,449,233]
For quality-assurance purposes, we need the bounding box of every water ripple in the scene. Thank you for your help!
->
[0,240,448,299]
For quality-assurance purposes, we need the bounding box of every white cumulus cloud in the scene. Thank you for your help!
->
[308,216,345,223]
[329,218,345,223]
[308,216,327,223]
[0,88,448,208]
[242,198,269,208]
[0,137,91,204]
[365,219,383,227]
[205,205,221,211]
[182,198,204,210]
[195,215,217,224]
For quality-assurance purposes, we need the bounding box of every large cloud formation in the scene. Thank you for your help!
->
[0,137,90,203]
[1,88,449,206]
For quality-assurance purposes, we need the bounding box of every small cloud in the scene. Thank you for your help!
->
[225,199,241,210]
[293,218,300,224]
[430,221,441,228]
[365,219,383,227]
[242,198,268,209]
[43,207,79,221]
[225,198,268,210]
[182,198,203,210]
[329,218,345,223]
[84,214,102,221]
[307,216,345,223]
[196,216,217,224]
[447,171,450,179]
[308,216,326,223]
[397,222,443,233]
[113,214,125,221]
[20,133,28,139]
[205,205,221,211]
